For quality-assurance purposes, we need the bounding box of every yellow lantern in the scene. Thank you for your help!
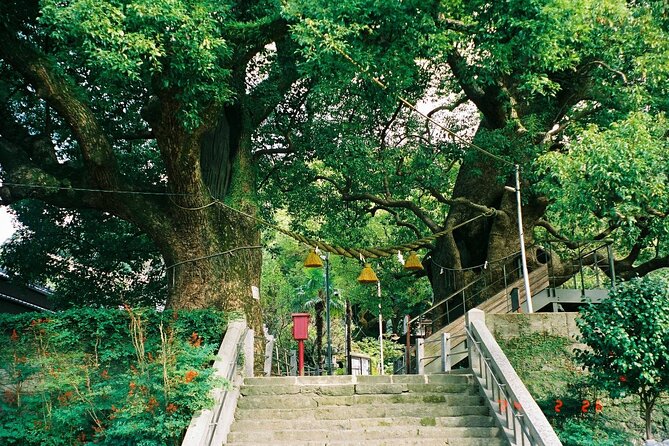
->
[303,249,324,268]
[404,251,424,271]
[357,263,379,284]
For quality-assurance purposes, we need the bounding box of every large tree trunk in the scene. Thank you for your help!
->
[425,129,549,313]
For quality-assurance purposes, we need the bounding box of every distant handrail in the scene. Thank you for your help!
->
[409,279,481,325]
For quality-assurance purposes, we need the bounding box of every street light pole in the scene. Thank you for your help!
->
[324,253,333,375]
[513,164,533,313]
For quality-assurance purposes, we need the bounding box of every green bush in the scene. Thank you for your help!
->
[0,307,227,445]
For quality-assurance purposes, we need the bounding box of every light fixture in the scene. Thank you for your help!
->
[357,263,379,284]
[303,249,324,268]
[403,251,424,271]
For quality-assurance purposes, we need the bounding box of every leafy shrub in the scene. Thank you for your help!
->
[0,307,227,445]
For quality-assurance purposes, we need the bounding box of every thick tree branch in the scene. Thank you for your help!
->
[247,25,299,129]
[253,147,295,157]
[372,206,424,239]
[437,16,476,33]
[426,95,469,118]
[446,49,514,129]
[427,186,501,217]
[617,255,669,279]
[0,23,120,193]
[342,191,441,233]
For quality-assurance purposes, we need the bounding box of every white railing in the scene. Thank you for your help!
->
[465,309,562,446]
[181,319,254,446]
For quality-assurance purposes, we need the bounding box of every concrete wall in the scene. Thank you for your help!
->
[485,312,581,341]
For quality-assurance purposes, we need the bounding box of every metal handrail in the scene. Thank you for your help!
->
[465,310,562,446]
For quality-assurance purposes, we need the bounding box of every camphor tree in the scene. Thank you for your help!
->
[2,0,669,327]
[575,276,669,440]
[0,0,438,338]
[261,0,669,304]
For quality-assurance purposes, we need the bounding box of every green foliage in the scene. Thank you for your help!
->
[1,202,166,308]
[39,0,233,128]
[537,112,669,251]
[558,418,630,446]
[575,276,669,438]
[352,336,404,375]
[0,307,227,445]
[499,332,637,445]
[576,277,669,400]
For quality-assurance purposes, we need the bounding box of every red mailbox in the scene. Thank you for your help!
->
[292,313,310,340]
[292,313,310,376]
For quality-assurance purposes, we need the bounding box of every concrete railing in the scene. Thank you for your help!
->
[181,319,254,446]
[466,309,562,446]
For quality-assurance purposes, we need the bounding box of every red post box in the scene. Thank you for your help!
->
[292,313,310,340]
[292,313,310,376]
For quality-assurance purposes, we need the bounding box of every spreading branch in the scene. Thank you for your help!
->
[0,23,120,193]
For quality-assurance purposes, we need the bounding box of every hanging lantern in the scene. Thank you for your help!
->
[357,263,379,284]
[404,251,424,271]
[303,249,324,268]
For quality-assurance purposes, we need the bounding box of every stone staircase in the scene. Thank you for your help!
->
[226,374,507,446]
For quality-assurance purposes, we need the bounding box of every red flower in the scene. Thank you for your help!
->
[10,329,18,341]
[57,391,73,405]
[619,375,627,382]
[166,403,178,413]
[146,396,158,413]
[184,370,198,383]
[189,332,202,347]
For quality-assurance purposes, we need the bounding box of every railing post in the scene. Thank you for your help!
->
[607,243,617,290]
[244,329,254,378]
[263,331,274,377]
[417,338,425,375]
[441,332,451,373]
[289,350,297,376]
[465,309,484,374]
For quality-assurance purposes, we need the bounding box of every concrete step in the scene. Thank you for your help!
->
[242,373,474,386]
[234,403,492,420]
[236,393,483,410]
[230,415,497,432]
[228,373,503,446]
[240,382,477,397]
[226,437,507,446]
[227,426,502,443]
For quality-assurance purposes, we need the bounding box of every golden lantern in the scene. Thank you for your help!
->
[357,263,379,284]
[403,251,424,271]
[303,249,324,268]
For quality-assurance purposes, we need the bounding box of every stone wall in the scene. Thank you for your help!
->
[485,312,581,341]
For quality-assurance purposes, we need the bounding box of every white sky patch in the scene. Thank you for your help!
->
[0,207,17,244]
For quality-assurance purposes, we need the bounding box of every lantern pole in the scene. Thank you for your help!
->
[324,252,333,375]
[377,280,384,375]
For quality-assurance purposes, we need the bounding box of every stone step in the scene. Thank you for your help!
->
[234,403,492,421]
[230,415,497,432]
[236,393,483,410]
[227,426,502,443]
[227,437,507,446]
[240,382,477,396]
[242,374,473,387]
